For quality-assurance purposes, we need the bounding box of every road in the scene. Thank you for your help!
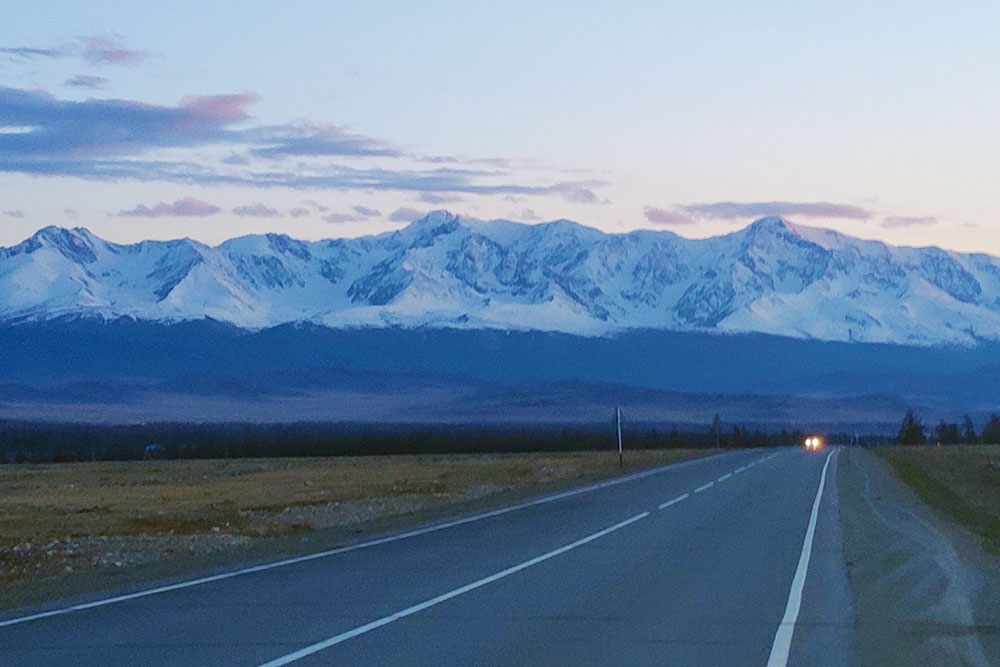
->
[1,447,855,666]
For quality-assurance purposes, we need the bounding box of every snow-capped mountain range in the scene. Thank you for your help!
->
[3,210,1000,346]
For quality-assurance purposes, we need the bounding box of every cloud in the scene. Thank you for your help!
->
[64,74,110,90]
[681,201,872,220]
[0,47,63,58]
[322,212,359,223]
[389,207,426,222]
[233,203,282,218]
[246,121,401,159]
[289,207,310,218]
[643,206,694,226]
[79,35,146,66]
[3,209,24,218]
[118,197,220,217]
[0,86,258,158]
[519,208,541,222]
[64,208,78,220]
[322,204,382,223]
[881,215,938,229]
[0,85,608,203]
[0,35,145,66]
[303,199,329,212]
[417,192,464,204]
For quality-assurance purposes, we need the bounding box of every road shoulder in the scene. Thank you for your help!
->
[838,447,1000,666]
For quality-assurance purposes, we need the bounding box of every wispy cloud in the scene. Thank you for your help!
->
[881,215,938,229]
[3,209,24,218]
[289,207,310,218]
[233,203,282,218]
[0,46,62,58]
[64,74,110,90]
[352,205,380,217]
[302,199,329,212]
[389,207,426,223]
[322,205,382,223]
[417,192,465,204]
[63,208,78,220]
[0,86,607,203]
[118,197,220,218]
[0,35,145,66]
[79,35,146,66]
[643,206,694,225]
[246,121,401,159]
[681,201,872,220]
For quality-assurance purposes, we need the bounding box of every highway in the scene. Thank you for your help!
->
[1,447,855,666]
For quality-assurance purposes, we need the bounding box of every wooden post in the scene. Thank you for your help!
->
[616,407,623,467]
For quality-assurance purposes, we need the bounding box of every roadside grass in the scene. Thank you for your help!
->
[0,448,716,609]
[873,445,1000,555]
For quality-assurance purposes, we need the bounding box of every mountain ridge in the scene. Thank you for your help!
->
[3,211,999,346]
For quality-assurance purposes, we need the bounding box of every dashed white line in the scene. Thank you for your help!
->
[734,466,747,474]
[717,473,732,482]
[766,449,835,667]
[256,512,651,666]
[0,452,730,629]
[694,481,714,493]
[658,493,689,510]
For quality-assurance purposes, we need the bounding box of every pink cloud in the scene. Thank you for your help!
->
[80,35,146,66]
[179,92,259,125]
[119,197,221,217]
[644,206,694,225]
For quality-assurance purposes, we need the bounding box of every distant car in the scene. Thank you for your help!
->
[803,436,822,450]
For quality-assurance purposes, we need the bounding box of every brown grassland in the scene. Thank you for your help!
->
[874,445,1000,555]
[0,448,715,609]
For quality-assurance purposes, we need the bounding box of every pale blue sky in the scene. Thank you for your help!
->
[1,1,998,251]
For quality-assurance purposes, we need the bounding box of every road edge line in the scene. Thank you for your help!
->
[765,448,836,667]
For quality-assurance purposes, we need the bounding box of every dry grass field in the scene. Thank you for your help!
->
[0,448,715,606]
[875,445,1000,554]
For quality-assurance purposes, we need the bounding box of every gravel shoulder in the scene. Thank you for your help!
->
[838,447,1000,666]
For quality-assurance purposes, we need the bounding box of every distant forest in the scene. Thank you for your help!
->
[0,420,896,464]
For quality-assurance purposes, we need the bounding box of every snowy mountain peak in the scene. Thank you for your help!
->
[2,215,1000,346]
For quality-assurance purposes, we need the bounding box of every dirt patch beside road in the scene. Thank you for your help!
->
[0,448,716,610]
[838,447,1000,666]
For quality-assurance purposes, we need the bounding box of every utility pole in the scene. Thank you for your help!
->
[616,407,623,467]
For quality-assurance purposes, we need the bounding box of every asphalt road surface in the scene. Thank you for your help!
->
[1,447,855,666]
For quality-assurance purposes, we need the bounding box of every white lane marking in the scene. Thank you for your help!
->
[694,481,714,493]
[256,512,651,667]
[717,473,732,482]
[658,493,689,510]
[734,466,747,474]
[766,449,835,667]
[0,453,731,629]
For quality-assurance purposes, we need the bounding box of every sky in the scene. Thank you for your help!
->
[1,1,999,252]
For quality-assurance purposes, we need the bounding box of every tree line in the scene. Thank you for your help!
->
[895,411,1000,446]
[1,419,822,464]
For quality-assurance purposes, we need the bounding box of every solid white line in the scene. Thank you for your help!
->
[717,473,732,482]
[694,481,714,493]
[256,512,650,667]
[766,449,835,667]
[0,453,728,629]
[658,493,689,510]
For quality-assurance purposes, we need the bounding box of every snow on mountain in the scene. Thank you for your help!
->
[3,211,1000,345]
